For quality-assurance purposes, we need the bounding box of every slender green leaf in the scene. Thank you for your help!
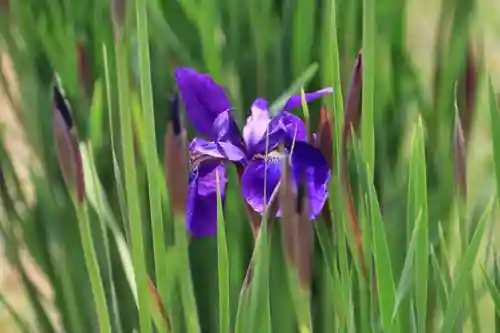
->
[440,197,493,333]
[215,170,230,333]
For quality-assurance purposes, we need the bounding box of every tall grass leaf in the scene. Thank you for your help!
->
[80,144,137,303]
[269,63,318,115]
[440,197,493,333]
[245,221,272,333]
[102,43,130,239]
[114,22,152,333]
[363,163,400,333]
[88,79,104,147]
[135,0,168,308]
[409,116,429,332]
[216,170,230,333]
[495,256,500,332]
[361,0,375,176]
[480,265,500,317]
[75,204,112,333]
[488,79,500,203]
[291,0,315,80]
[430,246,449,313]
[84,143,124,333]
[392,213,421,321]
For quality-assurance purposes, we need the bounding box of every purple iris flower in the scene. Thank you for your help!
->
[175,68,332,237]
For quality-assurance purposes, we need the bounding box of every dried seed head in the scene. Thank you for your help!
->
[165,93,188,215]
[279,158,312,288]
[344,50,363,143]
[110,0,125,28]
[53,82,85,205]
[460,42,477,144]
[316,106,333,169]
[76,40,92,98]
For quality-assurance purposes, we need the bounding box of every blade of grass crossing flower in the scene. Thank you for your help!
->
[440,197,494,333]
[75,204,112,333]
[215,170,230,333]
[300,88,311,139]
[114,27,152,333]
[361,0,375,177]
[269,63,318,115]
[135,0,168,308]
[409,116,429,332]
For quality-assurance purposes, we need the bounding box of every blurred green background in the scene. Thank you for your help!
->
[2,0,500,332]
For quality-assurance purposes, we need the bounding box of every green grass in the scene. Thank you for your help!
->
[1,0,500,332]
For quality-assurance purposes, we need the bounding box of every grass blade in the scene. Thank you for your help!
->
[114,22,152,333]
[480,264,500,318]
[361,0,375,176]
[440,197,493,333]
[75,204,112,333]
[409,116,429,332]
[269,63,318,115]
[135,0,168,308]
[216,170,230,333]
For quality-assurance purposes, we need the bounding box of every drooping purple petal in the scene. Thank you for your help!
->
[282,88,333,112]
[290,141,330,219]
[189,138,225,160]
[280,112,307,142]
[174,68,231,139]
[243,98,271,149]
[241,153,283,215]
[189,137,245,164]
[186,162,227,236]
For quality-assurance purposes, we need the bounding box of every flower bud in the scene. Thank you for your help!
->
[53,79,85,204]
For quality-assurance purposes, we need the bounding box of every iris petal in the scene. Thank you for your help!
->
[282,88,333,111]
[241,154,283,216]
[186,162,227,236]
[243,98,271,149]
[280,112,307,143]
[174,68,231,139]
[290,141,330,219]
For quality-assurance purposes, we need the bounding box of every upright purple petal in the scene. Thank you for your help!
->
[246,117,287,156]
[241,153,283,216]
[243,98,272,149]
[174,68,231,139]
[290,141,330,219]
[213,110,244,146]
[282,88,333,111]
[186,162,227,236]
